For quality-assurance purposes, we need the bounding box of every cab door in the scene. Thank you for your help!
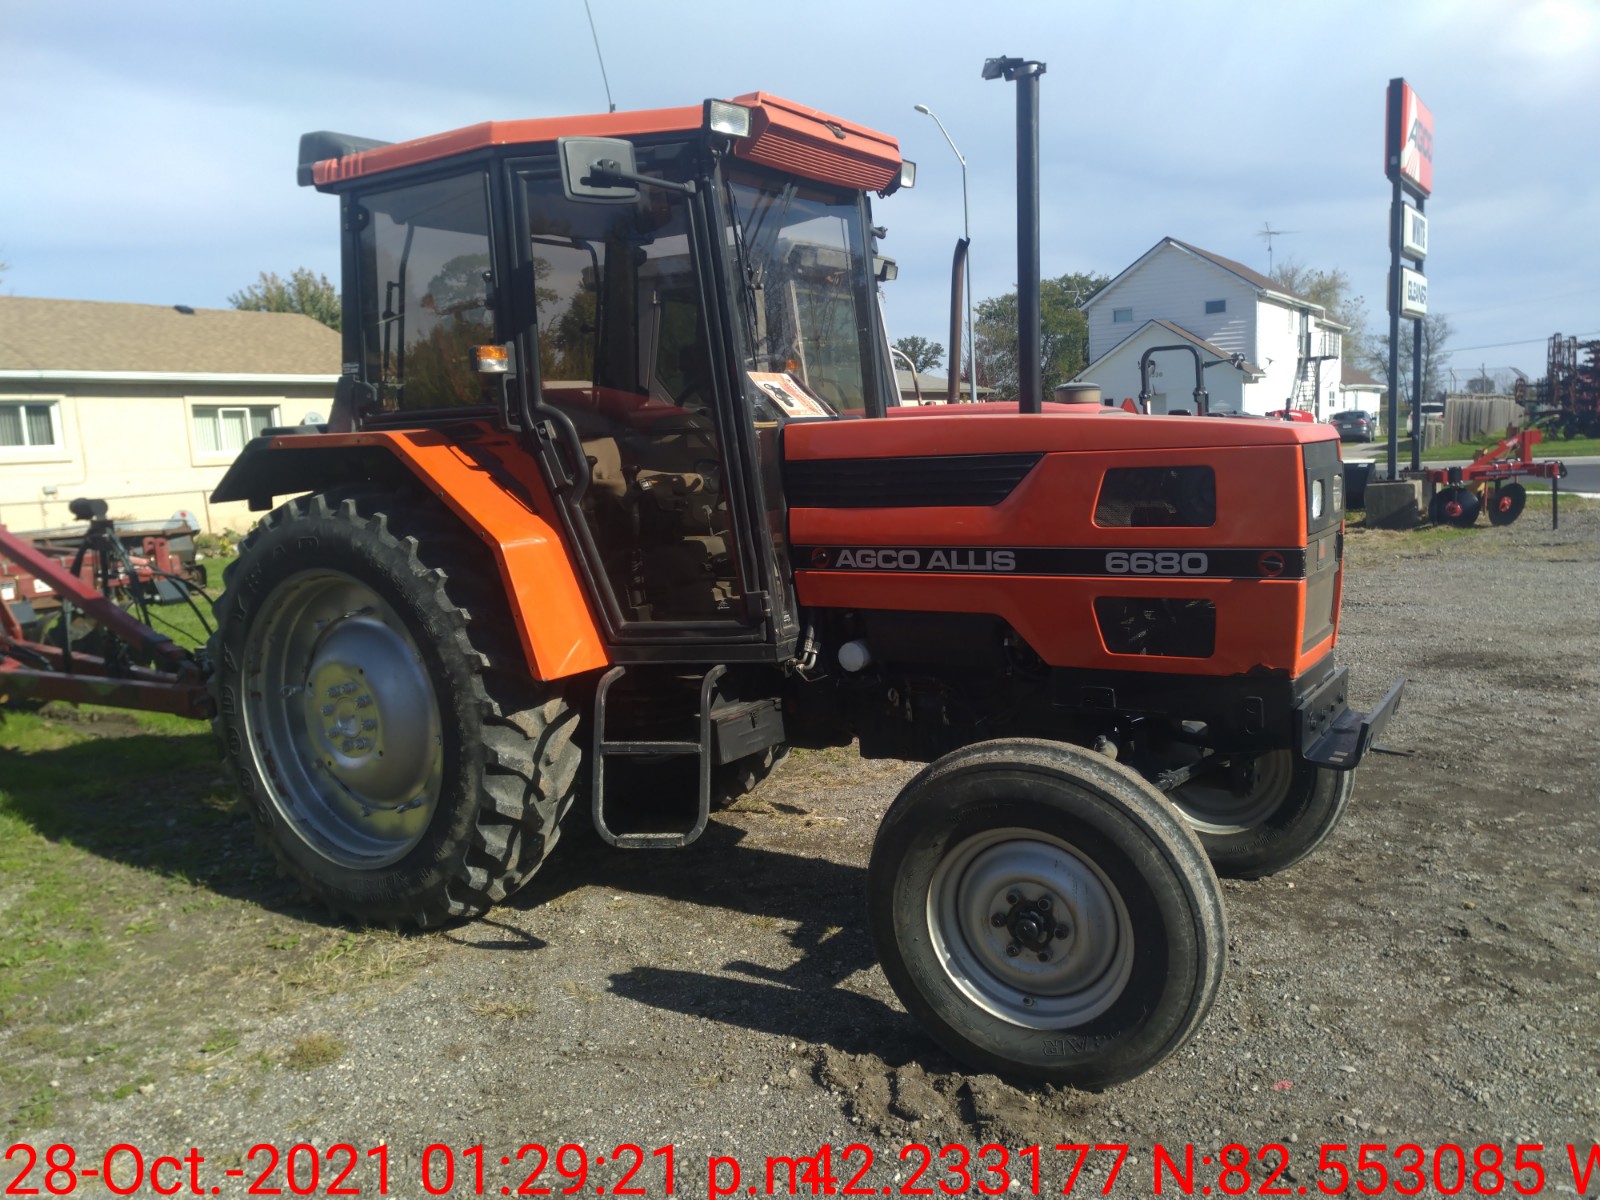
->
[504,150,786,663]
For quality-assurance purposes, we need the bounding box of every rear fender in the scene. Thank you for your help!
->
[213,429,607,681]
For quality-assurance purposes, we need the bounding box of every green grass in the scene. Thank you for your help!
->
[0,559,434,1133]
[133,553,234,650]
[282,1032,346,1071]
[1418,434,1600,462]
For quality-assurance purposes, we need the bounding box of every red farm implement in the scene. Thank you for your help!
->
[0,499,213,718]
[1421,427,1567,529]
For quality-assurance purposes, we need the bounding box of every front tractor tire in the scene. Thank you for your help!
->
[868,740,1225,1089]
[210,489,581,928]
[1162,750,1354,879]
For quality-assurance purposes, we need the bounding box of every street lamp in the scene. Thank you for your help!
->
[914,103,975,403]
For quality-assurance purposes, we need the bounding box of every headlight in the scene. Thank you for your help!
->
[1310,478,1326,521]
[705,100,753,139]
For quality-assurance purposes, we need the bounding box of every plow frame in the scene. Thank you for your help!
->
[0,519,213,719]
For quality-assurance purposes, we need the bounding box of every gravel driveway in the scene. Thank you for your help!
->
[22,505,1599,1198]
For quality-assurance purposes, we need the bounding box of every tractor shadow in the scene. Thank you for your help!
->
[0,719,325,921]
[512,819,935,1066]
[1,716,936,1064]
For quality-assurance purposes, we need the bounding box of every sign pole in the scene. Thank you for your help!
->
[1384,76,1433,481]
[1409,196,1427,473]
[1387,173,1403,483]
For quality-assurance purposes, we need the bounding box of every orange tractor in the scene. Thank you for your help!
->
[76,70,1401,1088]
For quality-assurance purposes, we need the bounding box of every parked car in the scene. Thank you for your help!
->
[1410,401,1445,435]
[1329,410,1374,442]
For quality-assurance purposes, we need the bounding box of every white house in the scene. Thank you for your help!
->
[1075,238,1346,417]
[0,298,339,534]
[1339,366,1386,418]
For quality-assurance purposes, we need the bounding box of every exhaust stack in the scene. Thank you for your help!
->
[983,56,1047,414]
[948,237,969,404]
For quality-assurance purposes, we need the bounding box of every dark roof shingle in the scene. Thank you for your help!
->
[0,297,340,375]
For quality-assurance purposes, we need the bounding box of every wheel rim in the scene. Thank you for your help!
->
[927,827,1134,1029]
[1171,750,1293,835]
[242,570,444,869]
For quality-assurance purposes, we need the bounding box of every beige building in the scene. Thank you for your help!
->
[0,297,338,533]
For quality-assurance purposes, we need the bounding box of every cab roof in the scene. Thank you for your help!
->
[299,93,902,195]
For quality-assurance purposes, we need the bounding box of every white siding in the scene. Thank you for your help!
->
[1074,323,1248,414]
[0,380,332,533]
[1311,326,1345,417]
[1085,239,1353,417]
[1086,243,1254,362]
[1242,296,1303,414]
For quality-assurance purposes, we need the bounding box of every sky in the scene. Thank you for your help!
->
[3,0,1597,386]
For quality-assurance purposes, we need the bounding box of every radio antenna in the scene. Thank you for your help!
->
[1257,221,1298,275]
[582,0,617,113]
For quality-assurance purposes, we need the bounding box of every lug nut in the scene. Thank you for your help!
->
[356,695,373,708]
[1055,924,1071,940]
[327,686,341,698]
[320,704,335,716]
[1005,943,1021,958]
[1037,951,1051,963]
[362,719,378,731]
[991,912,1007,927]
[1005,891,1020,906]
[1037,896,1052,912]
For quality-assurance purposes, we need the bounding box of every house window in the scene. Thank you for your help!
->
[1205,299,1226,314]
[192,405,278,454]
[1112,307,1133,324]
[0,401,61,449]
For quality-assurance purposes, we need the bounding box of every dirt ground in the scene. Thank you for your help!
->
[8,502,1599,1197]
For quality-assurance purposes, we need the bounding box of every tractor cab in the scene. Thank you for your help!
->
[256,96,907,663]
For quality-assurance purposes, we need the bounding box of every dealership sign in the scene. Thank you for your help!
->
[1396,267,1427,318]
[1401,206,1428,260]
[1386,78,1434,198]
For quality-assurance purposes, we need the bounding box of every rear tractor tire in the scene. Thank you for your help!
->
[209,489,581,927]
[868,739,1225,1089]
[1161,750,1354,879]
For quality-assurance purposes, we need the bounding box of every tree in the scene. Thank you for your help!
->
[230,268,341,332]
[971,271,1109,398]
[1368,311,1454,406]
[1270,259,1372,371]
[892,335,944,374]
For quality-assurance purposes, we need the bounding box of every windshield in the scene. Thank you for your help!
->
[724,170,878,417]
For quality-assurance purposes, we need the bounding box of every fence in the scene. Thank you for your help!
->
[1422,394,1526,450]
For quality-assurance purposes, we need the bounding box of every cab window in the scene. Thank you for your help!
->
[355,172,496,413]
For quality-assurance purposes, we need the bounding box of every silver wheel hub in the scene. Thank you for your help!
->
[1173,750,1291,835]
[242,571,444,869]
[928,828,1134,1029]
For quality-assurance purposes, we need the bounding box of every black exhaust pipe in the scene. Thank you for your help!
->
[948,237,969,403]
[984,56,1047,413]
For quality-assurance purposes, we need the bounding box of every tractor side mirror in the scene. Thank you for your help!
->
[558,137,640,203]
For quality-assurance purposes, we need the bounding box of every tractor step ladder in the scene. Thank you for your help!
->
[590,663,725,849]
